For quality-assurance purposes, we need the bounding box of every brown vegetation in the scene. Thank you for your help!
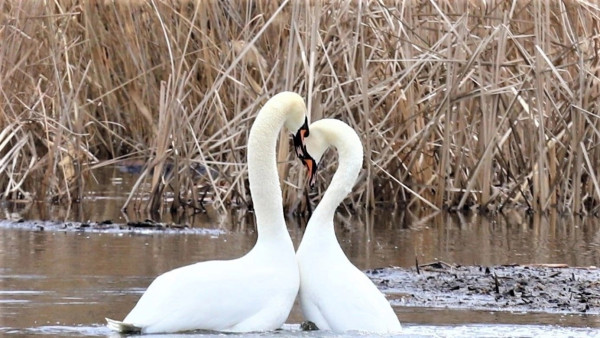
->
[1,0,599,216]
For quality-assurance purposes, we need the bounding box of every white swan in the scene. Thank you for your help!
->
[296,119,402,333]
[106,92,309,334]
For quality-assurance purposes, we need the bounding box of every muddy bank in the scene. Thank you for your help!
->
[369,263,600,315]
[0,219,223,235]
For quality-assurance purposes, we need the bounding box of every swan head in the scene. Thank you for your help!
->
[271,92,310,161]
[299,121,331,189]
[299,119,363,189]
[292,116,310,161]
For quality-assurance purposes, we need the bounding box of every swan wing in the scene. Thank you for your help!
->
[300,262,400,333]
[122,258,294,333]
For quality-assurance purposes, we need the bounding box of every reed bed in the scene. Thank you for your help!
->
[1,0,599,216]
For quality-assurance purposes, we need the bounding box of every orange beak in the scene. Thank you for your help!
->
[302,156,318,188]
[292,117,317,188]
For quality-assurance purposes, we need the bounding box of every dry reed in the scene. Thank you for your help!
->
[1,0,599,216]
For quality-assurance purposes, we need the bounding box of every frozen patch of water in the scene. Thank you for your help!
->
[100,288,146,295]
[17,324,109,337]
[4,323,600,337]
[402,324,600,337]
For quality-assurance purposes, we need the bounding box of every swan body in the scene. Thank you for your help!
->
[296,119,401,333]
[106,92,308,334]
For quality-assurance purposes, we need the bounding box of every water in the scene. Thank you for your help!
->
[1,166,599,336]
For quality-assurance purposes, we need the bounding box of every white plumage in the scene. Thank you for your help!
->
[296,119,402,333]
[106,92,308,334]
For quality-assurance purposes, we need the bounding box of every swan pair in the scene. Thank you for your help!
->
[106,92,401,334]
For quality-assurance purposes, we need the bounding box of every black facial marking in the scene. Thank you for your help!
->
[293,117,310,160]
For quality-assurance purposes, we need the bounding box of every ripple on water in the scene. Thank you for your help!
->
[0,290,46,295]
[0,299,30,304]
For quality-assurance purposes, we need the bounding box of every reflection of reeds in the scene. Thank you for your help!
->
[1,1,599,215]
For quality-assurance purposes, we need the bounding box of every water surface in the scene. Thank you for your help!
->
[1,166,599,336]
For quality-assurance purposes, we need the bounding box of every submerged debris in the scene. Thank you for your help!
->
[367,262,600,314]
[300,321,319,331]
[126,219,165,228]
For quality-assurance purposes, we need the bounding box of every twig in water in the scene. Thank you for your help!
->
[494,273,500,294]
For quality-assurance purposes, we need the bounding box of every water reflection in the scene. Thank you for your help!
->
[4,202,600,269]
[364,209,600,268]
[2,165,600,269]
[1,165,600,335]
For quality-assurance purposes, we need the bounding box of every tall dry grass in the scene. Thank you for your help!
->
[1,0,599,216]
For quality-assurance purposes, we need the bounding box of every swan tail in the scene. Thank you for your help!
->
[105,317,142,333]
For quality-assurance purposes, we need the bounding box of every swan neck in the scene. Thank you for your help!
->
[308,135,363,232]
[247,104,289,238]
